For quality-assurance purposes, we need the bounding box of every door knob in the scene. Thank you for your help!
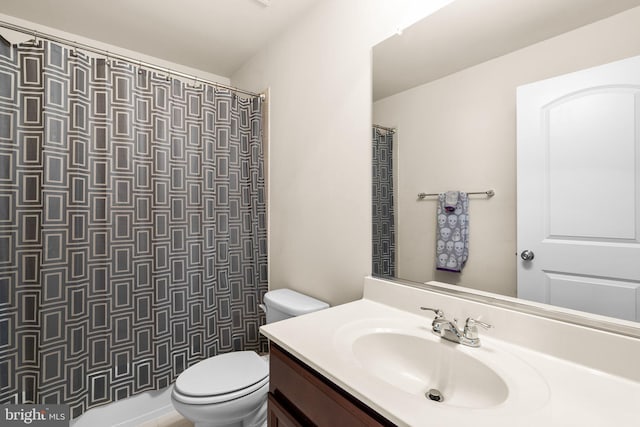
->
[520,250,535,261]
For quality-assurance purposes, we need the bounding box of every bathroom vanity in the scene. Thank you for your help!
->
[261,277,640,427]
[268,343,392,426]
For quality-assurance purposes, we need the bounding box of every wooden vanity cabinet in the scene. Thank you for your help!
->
[268,343,395,427]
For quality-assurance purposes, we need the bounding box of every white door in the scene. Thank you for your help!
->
[517,55,640,322]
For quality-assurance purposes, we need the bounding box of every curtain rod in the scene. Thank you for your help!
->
[0,20,264,100]
[373,124,396,133]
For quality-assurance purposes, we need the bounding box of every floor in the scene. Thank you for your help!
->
[138,410,193,427]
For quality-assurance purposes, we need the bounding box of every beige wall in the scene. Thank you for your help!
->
[231,0,453,305]
[373,6,640,297]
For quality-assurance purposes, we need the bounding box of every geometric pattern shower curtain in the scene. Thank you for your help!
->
[371,127,395,277]
[0,39,267,418]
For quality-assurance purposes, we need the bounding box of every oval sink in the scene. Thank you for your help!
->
[352,332,508,409]
[334,318,549,416]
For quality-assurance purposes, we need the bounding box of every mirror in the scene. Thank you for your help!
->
[372,0,640,327]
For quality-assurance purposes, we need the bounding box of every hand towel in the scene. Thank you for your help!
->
[435,191,469,272]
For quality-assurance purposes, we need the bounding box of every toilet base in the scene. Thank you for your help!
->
[191,398,266,427]
[172,383,268,427]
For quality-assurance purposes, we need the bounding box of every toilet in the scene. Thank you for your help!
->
[171,289,329,427]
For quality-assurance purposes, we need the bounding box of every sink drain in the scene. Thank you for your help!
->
[426,388,444,402]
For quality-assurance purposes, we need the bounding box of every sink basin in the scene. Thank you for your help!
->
[334,318,549,415]
[352,332,508,409]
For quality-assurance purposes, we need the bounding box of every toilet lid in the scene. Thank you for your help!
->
[175,351,268,397]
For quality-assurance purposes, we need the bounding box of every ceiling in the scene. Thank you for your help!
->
[373,0,640,101]
[0,0,323,77]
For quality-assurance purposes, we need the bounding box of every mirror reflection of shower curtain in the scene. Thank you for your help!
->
[0,39,267,418]
[372,127,395,277]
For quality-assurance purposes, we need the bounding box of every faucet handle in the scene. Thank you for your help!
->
[463,317,492,339]
[420,307,444,318]
[466,318,492,329]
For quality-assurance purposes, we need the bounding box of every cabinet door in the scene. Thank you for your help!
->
[267,393,305,427]
[268,344,393,427]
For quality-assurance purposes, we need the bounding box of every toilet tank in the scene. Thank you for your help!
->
[263,289,329,324]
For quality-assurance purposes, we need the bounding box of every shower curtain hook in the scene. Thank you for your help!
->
[138,60,143,75]
[32,30,40,47]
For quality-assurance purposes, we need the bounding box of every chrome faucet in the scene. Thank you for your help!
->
[420,307,492,347]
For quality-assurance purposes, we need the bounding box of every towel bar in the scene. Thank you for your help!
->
[417,189,495,200]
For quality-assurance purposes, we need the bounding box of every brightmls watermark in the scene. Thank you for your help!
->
[2,405,69,426]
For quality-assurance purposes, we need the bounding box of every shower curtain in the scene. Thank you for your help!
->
[371,127,395,277]
[0,39,267,418]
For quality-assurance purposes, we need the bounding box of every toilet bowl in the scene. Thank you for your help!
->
[171,289,328,427]
[171,351,269,427]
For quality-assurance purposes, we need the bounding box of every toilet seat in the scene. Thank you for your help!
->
[172,351,269,405]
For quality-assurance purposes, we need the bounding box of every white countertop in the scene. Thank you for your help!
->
[261,293,640,426]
